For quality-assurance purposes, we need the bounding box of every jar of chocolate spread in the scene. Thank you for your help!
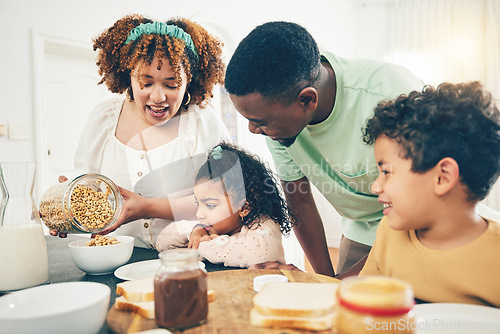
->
[154,249,208,330]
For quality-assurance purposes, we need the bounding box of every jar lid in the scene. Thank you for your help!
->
[159,249,200,263]
[338,276,414,310]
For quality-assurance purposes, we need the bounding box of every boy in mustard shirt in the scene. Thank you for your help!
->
[359,81,500,307]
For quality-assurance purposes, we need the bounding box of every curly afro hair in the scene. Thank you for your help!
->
[225,21,321,104]
[195,142,296,236]
[93,14,225,107]
[363,81,500,202]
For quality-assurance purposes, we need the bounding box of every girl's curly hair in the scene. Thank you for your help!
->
[93,14,225,107]
[363,81,500,202]
[195,142,296,236]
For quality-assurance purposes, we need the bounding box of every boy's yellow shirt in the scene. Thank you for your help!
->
[360,216,500,307]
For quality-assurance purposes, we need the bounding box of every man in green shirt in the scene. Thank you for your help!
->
[225,21,424,276]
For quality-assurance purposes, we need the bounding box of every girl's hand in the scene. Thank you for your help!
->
[188,225,209,249]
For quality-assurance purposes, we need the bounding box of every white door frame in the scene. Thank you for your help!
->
[31,30,94,197]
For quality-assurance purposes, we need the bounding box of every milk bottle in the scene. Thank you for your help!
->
[0,162,49,291]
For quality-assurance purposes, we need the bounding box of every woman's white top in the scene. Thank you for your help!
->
[75,97,231,248]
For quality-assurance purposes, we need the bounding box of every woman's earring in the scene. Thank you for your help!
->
[126,87,134,101]
[182,91,191,106]
[239,201,250,221]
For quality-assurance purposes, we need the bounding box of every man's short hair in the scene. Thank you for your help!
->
[225,21,321,104]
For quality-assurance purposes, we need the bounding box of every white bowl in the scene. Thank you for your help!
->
[0,281,110,334]
[68,235,134,275]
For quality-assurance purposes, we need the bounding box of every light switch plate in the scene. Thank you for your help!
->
[0,123,6,137]
[8,122,31,141]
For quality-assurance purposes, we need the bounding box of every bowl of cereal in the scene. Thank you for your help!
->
[68,235,134,275]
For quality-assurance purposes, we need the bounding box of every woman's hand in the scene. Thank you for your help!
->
[92,186,145,237]
[48,175,69,238]
[248,261,302,271]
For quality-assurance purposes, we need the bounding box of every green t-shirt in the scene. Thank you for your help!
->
[267,52,424,246]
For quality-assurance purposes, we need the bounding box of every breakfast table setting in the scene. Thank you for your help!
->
[2,235,500,334]
[0,232,335,333]
[46,235,340,334]
[45,234,243,333]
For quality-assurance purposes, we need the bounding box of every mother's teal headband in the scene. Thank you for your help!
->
[125,22,199,61]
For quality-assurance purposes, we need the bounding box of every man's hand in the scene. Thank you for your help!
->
[249,261,302,271]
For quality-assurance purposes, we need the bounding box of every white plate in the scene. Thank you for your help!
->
[114,259,206,280]
[414,303,500,334]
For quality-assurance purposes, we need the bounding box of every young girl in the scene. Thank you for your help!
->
[156,143,296,268]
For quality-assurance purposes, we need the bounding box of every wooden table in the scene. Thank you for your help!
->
[107,269,339,334]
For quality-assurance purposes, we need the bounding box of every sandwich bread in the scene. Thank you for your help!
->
[115,278,215,319]
[115,296,155,319]
[250,308,335,331]
[116,278,154,302]
[250,282,338,331]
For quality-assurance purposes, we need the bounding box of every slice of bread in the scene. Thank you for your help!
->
[250,308,335,331]
[116,278,154,302]
[253,282,338,318]
[115,276,215,320]
[115,296,155,319]
[116,278,215,302]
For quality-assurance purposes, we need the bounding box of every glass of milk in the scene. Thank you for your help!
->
[0,162,49,292]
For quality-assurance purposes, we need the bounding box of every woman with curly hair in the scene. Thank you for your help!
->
[156,142,296,268]
[68,14,231,248]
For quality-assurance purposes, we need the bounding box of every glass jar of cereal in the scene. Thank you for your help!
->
[39,174,122,234]
[336,276,416,334]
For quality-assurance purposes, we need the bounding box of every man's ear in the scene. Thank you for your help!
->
[434,157,460,196]
[297,87,318,111]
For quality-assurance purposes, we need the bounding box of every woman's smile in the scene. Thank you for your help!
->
[147,105,170,119]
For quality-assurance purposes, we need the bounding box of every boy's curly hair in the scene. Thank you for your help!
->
[363,81,500,201]
[225,21,321,105]
[195,142,296,236]
[93,14,225,107]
